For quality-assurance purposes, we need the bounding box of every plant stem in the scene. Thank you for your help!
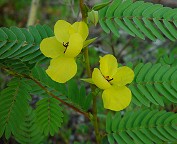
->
[92,91,101,143]
[84,45,91,77]
[111,34,116,56]
[27,0,40,26]
[117,38,131,59]
[84,45,101,143]
[79,0,101,143]
[111,45,116,57]
[30,77,90,119]
[2,67,90,119]
[79,0,87,22]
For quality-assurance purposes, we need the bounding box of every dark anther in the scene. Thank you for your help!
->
[63,42,69,48]
[107,78,113,82]
[63,42,69,53]
[104,75,113,82]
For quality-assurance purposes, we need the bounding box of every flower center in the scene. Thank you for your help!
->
[104,76,113,82]
[63,42,69,53]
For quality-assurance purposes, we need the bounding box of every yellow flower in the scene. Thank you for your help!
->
[92,54,134,111]
[40,20,88,83]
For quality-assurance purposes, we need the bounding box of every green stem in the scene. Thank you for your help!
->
[79,0,87,22]
[84,46,91,77]
[79,0,101,143]
[30,77,90,119]
[117,38,131,59]
[110,34,116,56]
[84,46,101,143]
[92,91,101,143]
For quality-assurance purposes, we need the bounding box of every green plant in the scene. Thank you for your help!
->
[1,0,177,143]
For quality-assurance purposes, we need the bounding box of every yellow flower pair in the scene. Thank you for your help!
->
[40,20,134,111]
[40,20,88,83]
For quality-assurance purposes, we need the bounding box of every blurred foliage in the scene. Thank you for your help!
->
[0,0,31,27]
[0,0,80,27]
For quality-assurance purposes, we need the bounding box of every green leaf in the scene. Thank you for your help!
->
[0,42,24,59]
[129,63,177,106]
[0,24,53,66]
[0,78,31,139]
[81,78,94,84]
[14,107,44,144]
[67,80,92,110]
[31,66,65,94]
[142,18,165,41]
[93,1,111,11]
[1,27,17,41]
[99,0,110,34]
[28,26,42,44]
[106,112,112,133]
[20,28,34,43]
[112,112,121,132]
[83,37,97,48]
[107,134,115,144]
[153,18,175,41]
[106,0,121,18]
[36,24,48,39]
[99,0,177,41]
[106,19,119,37]
[132,17,156,41]
[10,26,26,42]
[123,17,145,39]
[35,97,63,136]
[114,18,135,36]
[31,67,91,111]
[0,28,8,41]
[42,24,54,37]
[106,109,177,143]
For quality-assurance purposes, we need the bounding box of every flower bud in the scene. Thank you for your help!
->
[88,10,99,26]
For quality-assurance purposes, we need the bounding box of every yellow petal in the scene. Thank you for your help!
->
[72,21,89,41]
[46,56,77,83]
[92,68,111,90]
[64,33,83,57]
[54,20,71,43]
[111,66,134,86]
[40,37,65,58]
[102,86,132,111]
[100,54,118,78]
